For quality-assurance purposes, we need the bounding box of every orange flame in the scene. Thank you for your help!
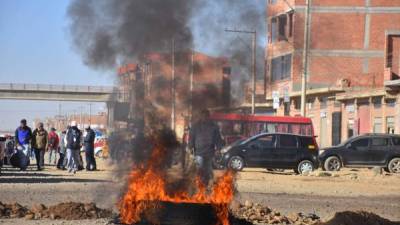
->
[118,141,235,225]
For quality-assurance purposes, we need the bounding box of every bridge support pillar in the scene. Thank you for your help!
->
[107,101,116,132]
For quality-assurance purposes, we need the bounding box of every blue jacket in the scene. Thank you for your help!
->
[15,126,32,145]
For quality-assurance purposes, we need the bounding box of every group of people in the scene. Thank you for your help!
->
[12,119,97,174]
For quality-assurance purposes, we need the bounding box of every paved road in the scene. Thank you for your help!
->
[1,161,399,223]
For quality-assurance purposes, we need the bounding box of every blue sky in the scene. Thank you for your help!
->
[0,0,112,131]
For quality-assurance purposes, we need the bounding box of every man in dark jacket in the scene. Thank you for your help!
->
[31,122,48,171]
[66,121,82,174]
[189,109,223,187]
[84,125,96,171]
[14,119,32,170]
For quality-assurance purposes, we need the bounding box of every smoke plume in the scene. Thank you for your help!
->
[68,0,194,70]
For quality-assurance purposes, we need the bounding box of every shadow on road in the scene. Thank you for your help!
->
[0,177,109,184]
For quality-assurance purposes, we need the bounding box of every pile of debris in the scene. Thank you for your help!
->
[231,201,320,225]
[319,211,399,225]
[0,202,112,220]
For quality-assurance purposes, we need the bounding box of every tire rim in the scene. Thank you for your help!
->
[230,158,243,170]
[328,158,340,171]
[300,162,313,174]
[389,159,400,173]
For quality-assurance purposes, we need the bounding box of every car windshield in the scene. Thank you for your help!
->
[337,136,359,146]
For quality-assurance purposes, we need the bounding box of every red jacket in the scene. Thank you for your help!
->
[48,131,59,149]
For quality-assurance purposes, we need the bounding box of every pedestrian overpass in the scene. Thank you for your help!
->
[0,83,119,127]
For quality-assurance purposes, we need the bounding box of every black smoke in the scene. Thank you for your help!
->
[68,0,194,70]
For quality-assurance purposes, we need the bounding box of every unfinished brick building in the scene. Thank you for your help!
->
[117,51,230,137]
[266,0,400,147]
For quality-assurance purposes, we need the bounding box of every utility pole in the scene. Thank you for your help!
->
[89,103,92,126]
[225,29,257,114]
[189,49,194,127]
[171,39,176,131]
[79,106,83,129]
[301,0,312,116]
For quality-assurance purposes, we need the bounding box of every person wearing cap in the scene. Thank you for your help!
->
[47,127,59,165]
[84,125,96,171]
[14,119,32,170]
[66,121,82,174]
[31,122,48,171]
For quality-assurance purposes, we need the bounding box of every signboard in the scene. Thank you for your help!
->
[272,91,280,109]
[283,87,290,103]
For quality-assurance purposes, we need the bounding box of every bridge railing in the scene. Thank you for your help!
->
[0,83,115,93]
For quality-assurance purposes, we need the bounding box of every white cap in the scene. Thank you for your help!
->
[70,121,77,126]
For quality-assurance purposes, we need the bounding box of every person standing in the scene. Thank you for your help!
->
[47,128,59,165]
[31,122,48,171]
[57,130,67,170]
[14,119,32,170]
[84,125,97,171]
[66,121,82,174]
[189,109,223,187]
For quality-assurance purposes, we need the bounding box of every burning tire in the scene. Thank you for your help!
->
[228,156,244,171]
[324,156,342,171]
[296,160,314,174]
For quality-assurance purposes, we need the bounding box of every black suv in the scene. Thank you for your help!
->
[216,133,319,174]
[319,134,400,173]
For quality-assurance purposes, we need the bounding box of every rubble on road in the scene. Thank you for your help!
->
[231,200,320,225]
[318,211,399,225]
[0,202,112,220]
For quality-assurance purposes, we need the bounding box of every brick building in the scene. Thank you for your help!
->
[117,51,230,137]
[266,0,400,147]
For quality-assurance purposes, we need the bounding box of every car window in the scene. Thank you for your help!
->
[392,137,400,146]
[254,135,276,149]
[279,135,297,148]
[370,138,389,147]
[351,138,369,149]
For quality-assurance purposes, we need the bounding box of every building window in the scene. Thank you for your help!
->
[278,14,287,41]
[320,97,327,110]
[386,99,396,107]
[373,117,382,133]
[288,12,294,37]
[386,116,395,134]
[373,97,382,109]
[307,98,314,110]
[295,99,301,110]
[271,54,292,81]
[271,18,278,43]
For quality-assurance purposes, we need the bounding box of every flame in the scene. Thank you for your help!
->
[118,140,235,225]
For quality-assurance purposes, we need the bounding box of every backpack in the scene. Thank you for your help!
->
[68,128,81,149]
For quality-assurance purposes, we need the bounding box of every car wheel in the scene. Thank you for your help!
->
[297,160,314,174]
[388,158,400,173]
[95,150,103,158]
[228,156,244,171]
[324,156,342,171]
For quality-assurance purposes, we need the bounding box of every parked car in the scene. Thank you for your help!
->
[319,134,400,173]
[216,133,319,174]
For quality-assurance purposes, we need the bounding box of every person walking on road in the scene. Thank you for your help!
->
[66,121,82,174]
[47,128,59,165]
[31,122,48,171]
[14,119,32,171]
[57,130,67,170]
[84,125,97,171]
[189,109,223,187]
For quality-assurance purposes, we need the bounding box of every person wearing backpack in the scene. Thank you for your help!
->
[47,128,59,165]
[15,119,32,171]
[66,121,82,174]
[31,122,48,171]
